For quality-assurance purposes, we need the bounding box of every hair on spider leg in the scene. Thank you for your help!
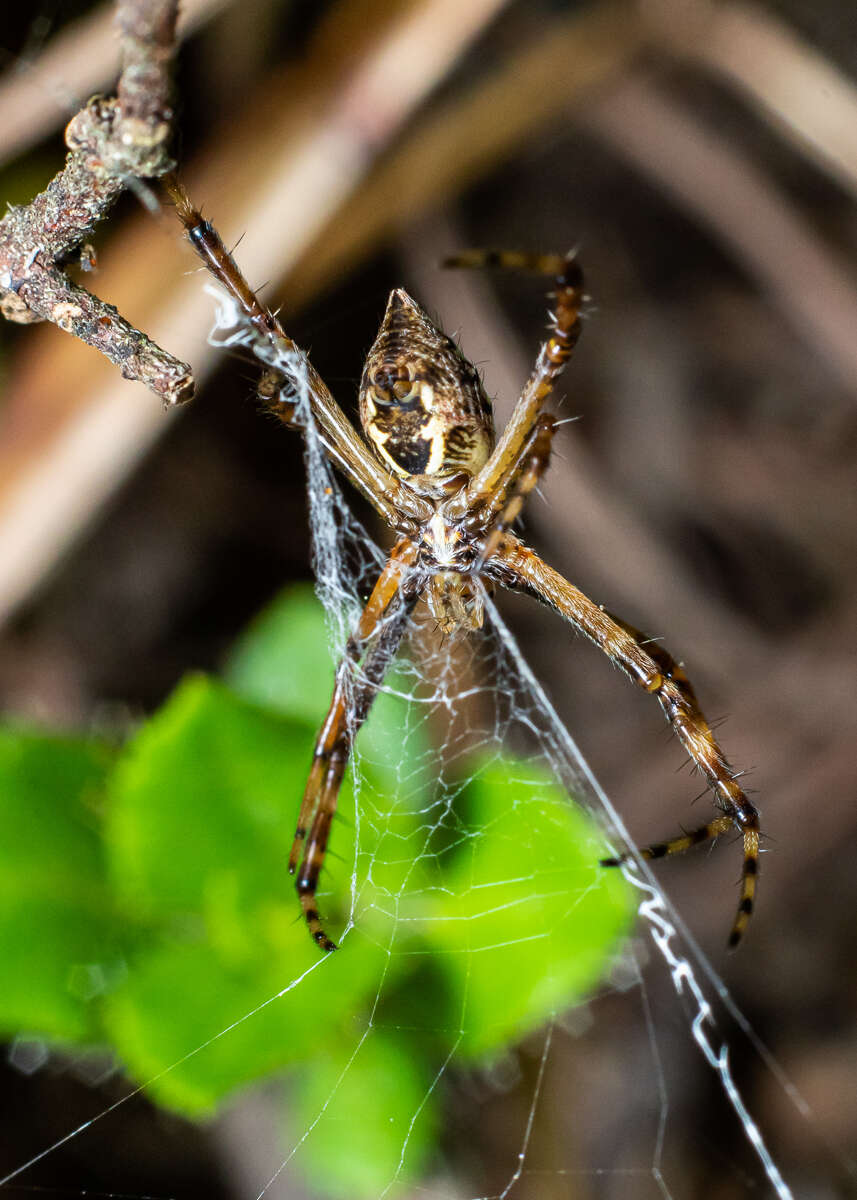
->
[708,715,734,736]
[229,230,247,255]
[286,902,336,937]
[320,845,349,865]
[633,631,666,649]
[328,808,354,832]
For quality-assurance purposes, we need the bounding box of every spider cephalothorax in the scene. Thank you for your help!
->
[359,288,495,494]
[169,175,762,956]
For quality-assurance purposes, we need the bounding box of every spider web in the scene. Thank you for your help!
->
[206,291,798,1199]
[0,287,822,1200]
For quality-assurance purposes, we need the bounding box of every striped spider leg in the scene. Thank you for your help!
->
[443,251,584,528]
[289,541,422,950]
[486,537,761,947]
[169,176,761,951]
[446,251,761,947]
[164,176,432,538]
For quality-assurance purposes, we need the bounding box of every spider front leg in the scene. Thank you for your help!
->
[490,537,761,947]
[290,541,421,951]
[164,176,431,534]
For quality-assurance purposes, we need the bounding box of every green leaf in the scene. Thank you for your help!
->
[290,1029,438,1198]
[104,929,393,1115]
[105,673,425,946]
[103,674,407,1112]
[106,674,318,926]
[424,758,635,1058]
[0,731,119,1041]
[224,583,339,724]
[224,583,433,799]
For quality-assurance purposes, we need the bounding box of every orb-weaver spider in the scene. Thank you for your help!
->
[167,177,761,954]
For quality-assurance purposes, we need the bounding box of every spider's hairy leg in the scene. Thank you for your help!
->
[595,610,760,945]
[476,412,556,562]
[163,176,288,367]
[163,175,431,532]
[290,541,420,952]
[444,250,585,522]
[490,537,761,948]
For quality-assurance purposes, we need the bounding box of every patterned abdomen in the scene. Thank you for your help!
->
[358,289,495,496]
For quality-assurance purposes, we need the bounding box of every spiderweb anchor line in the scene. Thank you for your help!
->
[205,281,384,650]
[625,864,793,1200]
[484,592,795,1200]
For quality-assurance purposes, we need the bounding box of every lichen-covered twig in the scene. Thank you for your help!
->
[0,0,193,405]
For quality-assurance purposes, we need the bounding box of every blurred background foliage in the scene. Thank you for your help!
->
[1,0,857,1196]
[0,585,633,1197]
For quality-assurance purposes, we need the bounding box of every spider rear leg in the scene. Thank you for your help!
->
[294,743,350,953]
[491,538,762,948]
[600,814,735,867]
[601,814,759,949]
[599,609,761,946]
[291,616,411,952]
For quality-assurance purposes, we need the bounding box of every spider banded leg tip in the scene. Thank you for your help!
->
[600,854,624,868]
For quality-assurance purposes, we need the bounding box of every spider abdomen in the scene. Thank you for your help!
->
[358,288,494,496]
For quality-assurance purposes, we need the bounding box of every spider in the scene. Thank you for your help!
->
[166,177,761,955]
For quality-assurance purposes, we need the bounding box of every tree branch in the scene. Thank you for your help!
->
[0,0,193,405]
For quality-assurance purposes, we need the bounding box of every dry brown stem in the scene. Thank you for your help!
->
[584,71,857,396]
[643,0,857,199]
[0,0,192,405]
[0,0,227,168]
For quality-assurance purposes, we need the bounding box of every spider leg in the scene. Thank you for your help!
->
[290,540,421,951]
[443,250,584,522]
[475,412,556,562]
[488,536,761,948]
[164,176,431,533]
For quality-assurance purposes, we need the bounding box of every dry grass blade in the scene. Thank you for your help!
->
[644,0,857,198]
[584,71,857,396]
[286,1,644,309]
